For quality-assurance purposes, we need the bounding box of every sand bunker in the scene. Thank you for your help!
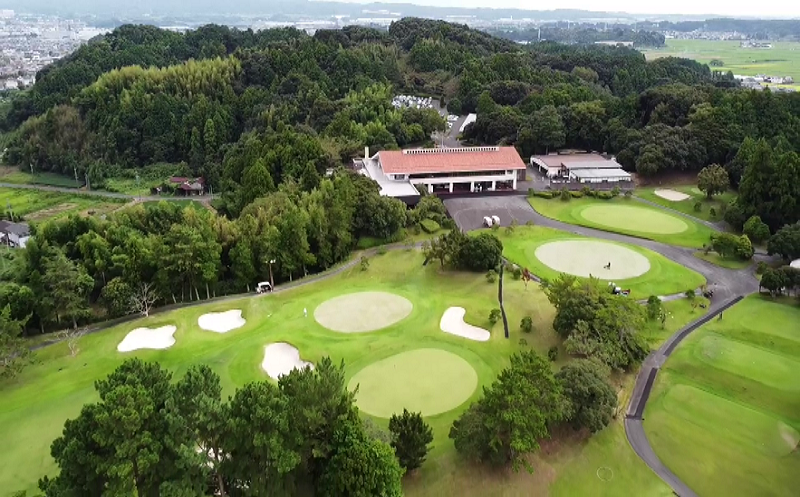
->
[535,240,651,280]
[440,307,490,341]
[117,325,177,352]
[654,189,691,202]
[261,343,313,380]
[198,310,245,333]
[314,291,413,333]
[791,259,800,269]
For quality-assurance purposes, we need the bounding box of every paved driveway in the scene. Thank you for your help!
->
[444,196,539,230]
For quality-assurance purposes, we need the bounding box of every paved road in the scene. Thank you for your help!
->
[0,181,214,202]
[444,194,760,497]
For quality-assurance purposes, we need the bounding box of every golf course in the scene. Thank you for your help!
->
[644,296,800,496]
[528,196,716,248]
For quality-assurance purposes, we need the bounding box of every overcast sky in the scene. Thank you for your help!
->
[342,0,799,19]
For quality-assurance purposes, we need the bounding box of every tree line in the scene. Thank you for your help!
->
[39,357,436,497]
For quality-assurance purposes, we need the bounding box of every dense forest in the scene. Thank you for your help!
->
[0,18,799,337]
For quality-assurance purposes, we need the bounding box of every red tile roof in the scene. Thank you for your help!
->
[378,146,526,175]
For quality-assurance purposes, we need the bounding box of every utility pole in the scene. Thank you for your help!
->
[268,259,276,290]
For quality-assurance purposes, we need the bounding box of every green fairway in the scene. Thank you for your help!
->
[348,348,478,417]
[0,187,124,222]
[636,185,737,224]
[528,197,715,248]
[642,40,800,87]
[0,247,685,496]
[495,226,706,298]
[581,204,688,234]
[644,296,800,497]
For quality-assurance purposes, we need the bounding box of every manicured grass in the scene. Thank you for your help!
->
[0,170,84,188]
[642,40,800,88]
[495,226,706,299]
[348,348,479,417]
[0,187,124,222]
[644,295,800,497]
[636,185,737,223]
[693,251,752,269]
[529,196,716,248]
[0,247,690,497]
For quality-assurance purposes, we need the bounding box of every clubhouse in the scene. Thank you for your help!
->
[356,146,527,203]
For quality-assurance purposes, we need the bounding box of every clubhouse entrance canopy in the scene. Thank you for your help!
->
[356,146,527,202]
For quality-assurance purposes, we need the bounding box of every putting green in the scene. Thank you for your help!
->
[348,348,478,417]
[535,239,651,280]
[314,291,412,332]
[579,204,689,234]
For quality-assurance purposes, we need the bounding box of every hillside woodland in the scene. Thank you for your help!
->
[0,18,798,336]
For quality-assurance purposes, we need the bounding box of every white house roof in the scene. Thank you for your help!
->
[362,158,420,198]
[570,168,631,180]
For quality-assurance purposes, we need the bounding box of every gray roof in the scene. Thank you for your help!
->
[0,220,29,236]
[570,168,631,180]
[564,159,624,170]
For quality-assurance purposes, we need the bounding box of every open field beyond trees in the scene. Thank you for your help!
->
[0,248,701,496]
[528,197,716,248]
[642,40,800,87]
[644,295,800,497]
[494,226,706,298]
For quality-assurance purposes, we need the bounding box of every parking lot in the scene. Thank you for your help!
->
[443,196,540,231]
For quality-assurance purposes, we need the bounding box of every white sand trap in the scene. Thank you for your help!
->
[654,189,691,202]
[535,240,651,280]
[261,343,313,380]
[117,325,177,352]
[790,258,800,269]
[198,310,245,333]
[440,307,490,341]
[315,291,413,333]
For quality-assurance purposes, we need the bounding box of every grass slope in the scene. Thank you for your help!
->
[0,187,124,222]
[636,185,737,224]
[495,226,706,298]
[693,251,752,270]
[0,249,682,496]
[0,170,84,188]
[528,197,715,248]
[644,295,800,497]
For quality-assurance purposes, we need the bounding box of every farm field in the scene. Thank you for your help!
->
[642,40,800,87]
[0,187,124,222]
[0,248,694,497]
[494,225,706,299]
[528,196,716,248]
[0,169,84,188]
[644,295,800,497]
[636,185,736,224]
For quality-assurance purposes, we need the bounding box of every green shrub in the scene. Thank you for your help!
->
[520,316,533,333]
[486,269,498,283]
[547,346,559,361]
[597,191,613,200]
[709,207,717,218]
[756,261,768,274]
[512,266,522,279]
[518,338,528,346]
[420,219,440,233]
[693,201,702,212]
[586,189,598,197]
[489,308,501,325]
[611,185,621,197]
[624,190,633,198]
[525,219,534,226]
[534,191,553,199]
[360,256,370,271]
[377,246,388,255]
[527,188,536,198]
[560,188,571,201]
[441,218,456,230]
[581,185,592,196]
[570,190,584,198]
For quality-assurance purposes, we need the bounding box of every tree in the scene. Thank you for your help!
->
[743,215,771,244]
[0,305,29,378]
[42,250,94,329]
[318,419,404,497]
[556,360,617,432]
[127,282,159,317]
[449,350,564,471]
[488,308,501,325]
[44,360,207,496]
[100,277,133,318]
[241,159,276,209]
[767,223,800,261]
[56,326,88,357]
[646,295,662,320]
[696,164,729,199]
[388,409,433,472]
[760,267,788,297]
[458,233,503,271]
[520,316,533,333]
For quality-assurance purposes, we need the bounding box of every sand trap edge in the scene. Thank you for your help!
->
[198,309,246,333]
[654,189,691,202]
[440,307,490,342]
[117,325,177,352]
[261,342,314,380]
